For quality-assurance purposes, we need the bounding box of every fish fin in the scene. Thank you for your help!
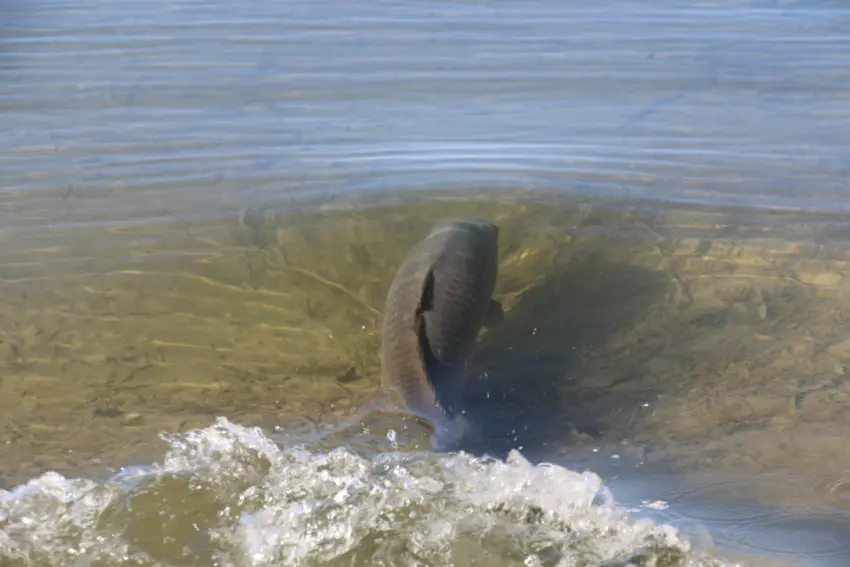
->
[416,268,436,315]
[483,299,504,328]
[413,267,437,367]
[414,269,443,411]
[417,269,463,417]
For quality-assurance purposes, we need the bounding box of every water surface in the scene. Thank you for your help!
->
[3,0,850,565]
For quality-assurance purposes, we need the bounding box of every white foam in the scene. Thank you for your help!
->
[1,417,737,566]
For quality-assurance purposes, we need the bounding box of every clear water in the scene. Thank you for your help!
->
[3,0,850,565]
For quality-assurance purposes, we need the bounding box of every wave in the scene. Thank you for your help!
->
[0,417,736,566]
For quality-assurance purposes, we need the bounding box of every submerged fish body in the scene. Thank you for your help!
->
[380,218,503,444]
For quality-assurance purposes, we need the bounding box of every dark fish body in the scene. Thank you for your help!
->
[380,219,502,441]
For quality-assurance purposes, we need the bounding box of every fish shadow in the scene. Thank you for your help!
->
[458,255,670,459]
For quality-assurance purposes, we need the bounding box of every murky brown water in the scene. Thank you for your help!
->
[4,0,850,564]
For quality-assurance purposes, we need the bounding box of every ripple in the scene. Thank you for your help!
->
[731,508,850,561]
[640,476,775,527]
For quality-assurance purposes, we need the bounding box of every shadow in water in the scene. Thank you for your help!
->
[458,254,670,459]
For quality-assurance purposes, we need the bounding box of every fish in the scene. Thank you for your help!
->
[380,218,503,447]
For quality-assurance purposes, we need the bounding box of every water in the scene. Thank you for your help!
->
[0,418,723,566]
[3,0,850,565]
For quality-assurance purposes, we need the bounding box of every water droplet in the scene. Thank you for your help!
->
[641,499,669,510]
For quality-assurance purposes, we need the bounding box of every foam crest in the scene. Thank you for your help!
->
[1,418,736,566]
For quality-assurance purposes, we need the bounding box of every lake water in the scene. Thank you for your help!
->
[3,0,850,565]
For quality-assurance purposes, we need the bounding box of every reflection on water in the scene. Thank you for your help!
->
[4,0,850,564]
[4,0,850,221]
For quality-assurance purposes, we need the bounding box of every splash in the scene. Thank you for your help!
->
[1,417,737,566]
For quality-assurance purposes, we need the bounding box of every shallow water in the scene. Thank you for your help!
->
[3,0,850,565]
